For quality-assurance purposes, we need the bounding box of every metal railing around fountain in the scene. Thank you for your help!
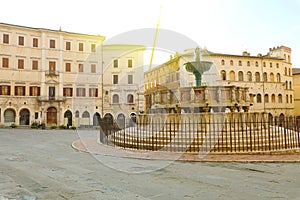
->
[99,114,300,153]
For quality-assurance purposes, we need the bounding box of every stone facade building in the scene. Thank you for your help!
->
[145,46,293,117]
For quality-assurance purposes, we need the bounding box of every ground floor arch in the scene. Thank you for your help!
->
[116,113,126,129]
[19,108,30,125]
[47,107,57,125]
[4,109,16,125]
[64,110,72,127]
[93,112,101,126]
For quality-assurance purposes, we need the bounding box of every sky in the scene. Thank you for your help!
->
[1,0,300,67]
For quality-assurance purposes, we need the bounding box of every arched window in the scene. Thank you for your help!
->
[289,81,292,90]
[270,62,273,68]
[285,81,288,90]
[290,95,293,103]
[247,61,250,66]
[285,67,287,75]
[276,73,281,82]
[229,71,235,81]
[247,71,252,81]
[278,94,282,103]
[75,110,79,118]
[263,62,266,67]
[238,60,242,66]
[288,55,291,63]
[238,71,243,81]
[221,70,226,80]
[270,73,274,82]
[264,94,269,103]
[286,94,289,103]
[276,63,279,68]
[289,68,291,76]
[82,111,90,118]
[255,72,260,82]
[263,72,268,82]
[257,94,262,103]
[127,94,134,104]
[112,94,119,104]
[230,60,233,66]
[271,94,275,103]
[255,61,259,67]
[221,60,225,65]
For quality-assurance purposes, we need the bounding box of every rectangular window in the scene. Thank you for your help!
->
[128,74,133,84]
[0,85,11,95]
[33,38,38,47]
[63,88,73,97]
[3,34,9,44]
[66,41,71,50]
[79,43,84,51]
[35,112,38,119]
[113,59,118,68]
[50,39,55,48]
[65,63,71,72]
[32,60,38,70]
[91,44,96,52]
[18,36,24,46]
[18,59,24,69]
[113,75,118,84]
[15,86,26,96]
[128,59,133,68]
[2,58,9,68]
[91,64,96,73]
[76,88,86,97]
[29,86,40,96]
[49,61,56,72]
[89,88,98,97]
[78,64,84,72]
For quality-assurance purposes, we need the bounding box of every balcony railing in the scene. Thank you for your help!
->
[36,96,66,102]
[45,70,59,76]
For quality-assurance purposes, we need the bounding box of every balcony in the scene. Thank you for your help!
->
[36,96,66,102]
[45,70,59,76]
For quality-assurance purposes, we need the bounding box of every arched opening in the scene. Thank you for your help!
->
[279,113,285,127]
[47,107,57,125]
[64,110,72,126]
[238,71,243,81]
[19,108,30,125]
[229,71,235,81]
[116,113,126,129]
[127,94,134,104]
[221,70,226,80]
[255,72,260,82]
[112,94,119,104]
[129,112,137,126]
[81,111,90,128]
[93,112,101,126]
[4,109,16,125]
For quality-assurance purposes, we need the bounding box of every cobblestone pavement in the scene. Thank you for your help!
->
[1,129,300,200]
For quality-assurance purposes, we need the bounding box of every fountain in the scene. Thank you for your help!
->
[184,47,213,86]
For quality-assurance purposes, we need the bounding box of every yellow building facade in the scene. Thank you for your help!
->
[292,68,300,117]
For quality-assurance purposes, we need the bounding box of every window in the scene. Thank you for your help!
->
[2,58,9,68]
[285,81,288,90]
[221,60,225,65]
[79,43,83,51]
[50,39,55,48]
[32,60,38,70]
[285,67,287,75]
[112,94,119,104]
[63,62,70,72]
[221,70,226,80]
[75,111,79,118]
[113,75,118,84]
[128,59,133,68]
[289,68,291,76]
[270,73,274,82]
[255,61,259,67]
[127,94,134,104]
[289,81,292,90]
[238,60,242,66]
[49,61,56,72]
[76,88,86,97]
[276,63,279,68]
[33,38,38,47]
[230,60,233,66]
[286,94,289,103]
[288,55,291,63]
[29,86,40,96]
[270,62,272,68]
[290,95,293,103]
[264,94,269,103]
[263,62,266,67]
[238,71,243,81]
[66,41,71,50]
[18,59,24,69]
[91,64,96,73]
[255,72,260,82]
[271,94,275,103]
[89,88,98,97]
[3,34,9,44]
[15,86,26,96]
[78,64,84,72]
[18,36,24,46]
[128,74,133,84]
[257,94,262,103]
[276,73,281,82]
[247,71,252,81]
[263,72,267,82]
[229,71,235,81]
[278,94,282,103]
[247,61,250,66]
[113,59,118,68]
[0,85,11,95]
[63,88,73,97]
[91,44,96,52]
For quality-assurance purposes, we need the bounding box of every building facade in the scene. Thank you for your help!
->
[292,68,300,117]
[0,23,145,127]
[145,46,294,117]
